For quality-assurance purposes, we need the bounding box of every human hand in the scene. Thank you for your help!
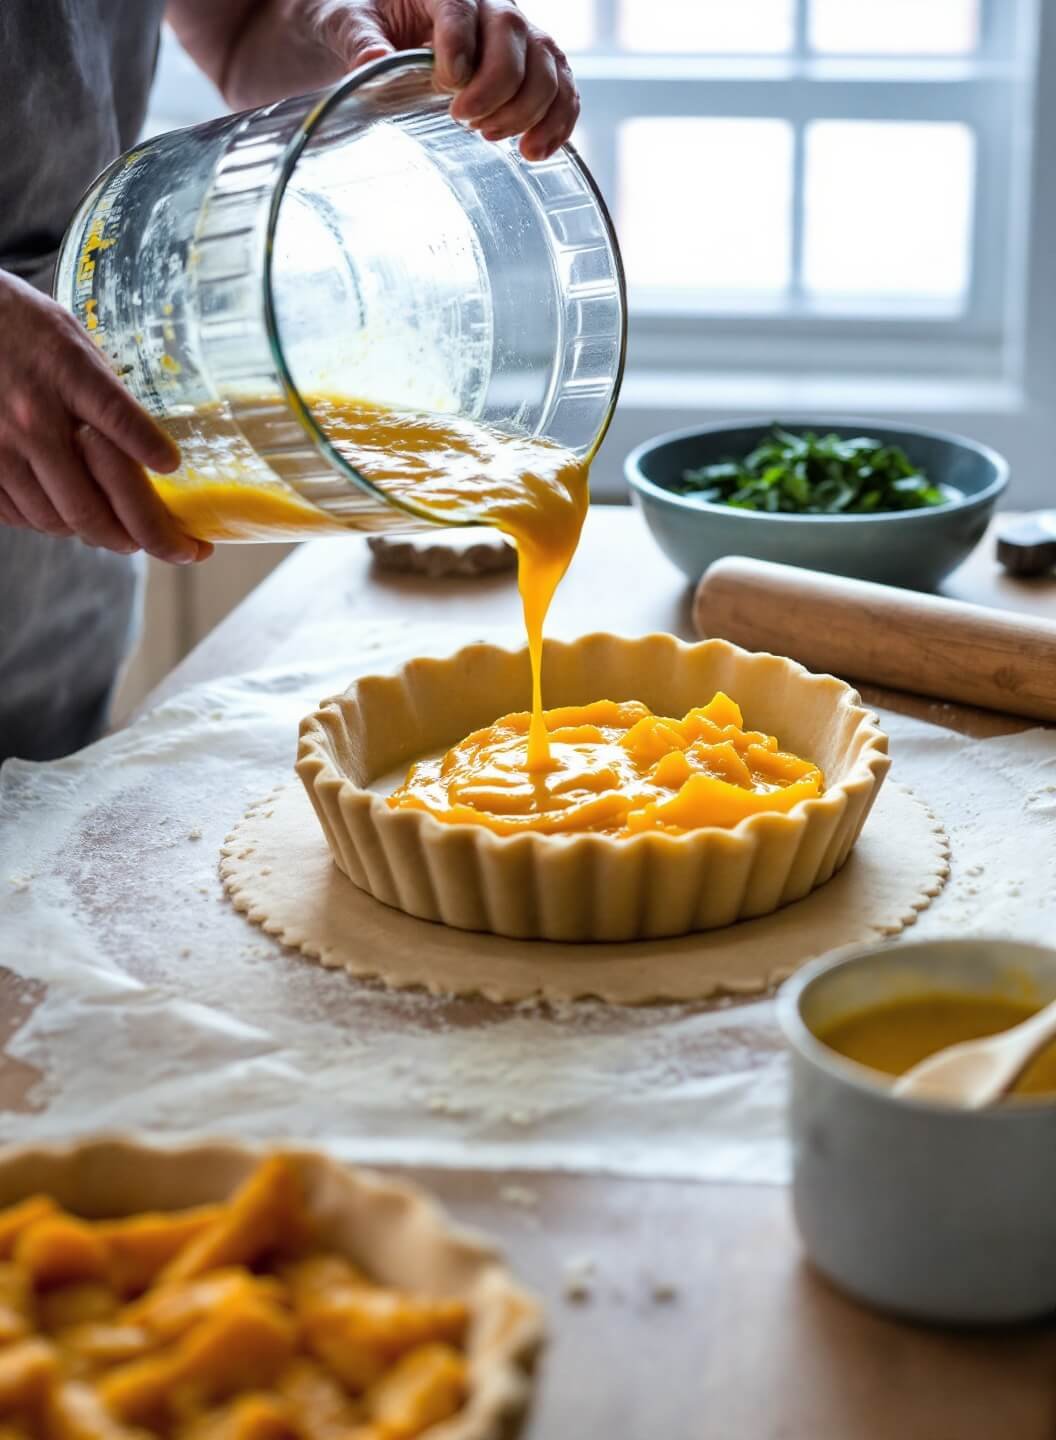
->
[0,272,211,563]
[335,1,580,160]
[191,0,579,163]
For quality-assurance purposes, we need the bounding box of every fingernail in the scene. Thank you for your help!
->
[451,55,472,87]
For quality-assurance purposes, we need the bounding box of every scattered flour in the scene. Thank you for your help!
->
[0,624,1052,1187]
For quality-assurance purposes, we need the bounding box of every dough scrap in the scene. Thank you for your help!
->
[220,780,949,1005]
[367,527,516,578]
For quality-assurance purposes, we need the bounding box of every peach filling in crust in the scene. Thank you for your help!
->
[389,693,824,837]
[0,1157,469,1439]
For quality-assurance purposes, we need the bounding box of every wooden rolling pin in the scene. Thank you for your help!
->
[693,557,1056,724]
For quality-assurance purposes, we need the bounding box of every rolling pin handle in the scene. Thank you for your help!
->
[693,556,1056,725]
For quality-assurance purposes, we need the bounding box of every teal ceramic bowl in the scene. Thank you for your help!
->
[625,418,1009,590]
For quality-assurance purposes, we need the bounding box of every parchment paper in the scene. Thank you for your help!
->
[1,619,1053,1185]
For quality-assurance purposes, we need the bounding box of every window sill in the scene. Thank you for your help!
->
[617,369,1025,418]
[592,369,1050,507]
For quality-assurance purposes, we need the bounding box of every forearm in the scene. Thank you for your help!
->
[166,1,578,163]
[166,0,342,109]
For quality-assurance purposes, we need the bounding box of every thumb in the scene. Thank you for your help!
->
[324,4,396,71]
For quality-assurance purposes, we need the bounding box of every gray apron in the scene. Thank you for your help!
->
[0,0,166,762]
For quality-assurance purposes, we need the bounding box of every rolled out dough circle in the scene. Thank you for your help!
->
[220,781,949,1005]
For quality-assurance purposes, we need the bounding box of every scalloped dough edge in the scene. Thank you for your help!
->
[220,779,950,1006]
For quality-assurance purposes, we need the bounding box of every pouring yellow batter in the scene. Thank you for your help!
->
[154,396,822,826]
[154,396,587,771]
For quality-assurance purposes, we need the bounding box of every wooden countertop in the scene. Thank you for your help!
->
[111,508,1056,1434]
[150,507,1056,739]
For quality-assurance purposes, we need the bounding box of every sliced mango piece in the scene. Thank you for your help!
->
[43,1379,150,1440]
[168,1294,297,1413]
[746,743,819,784]
[57,1323,153,1373]
[92,1356,169,1430]
[280,1254,369,1309]
[649,749,691,790]
[301,1290,467,1393]
[365,1343,466,1437]
[0,1337,58,1412]
[276,1359,362,1440]
[0,1198,58,1261]
[97,1208,222,1297]
[681,710,723,745]
[159,1160,305,1285]
[38,1284,119,1333]
[178,1394,296,1440]
[15,1218,110,1290]
[122,1270,283,1345]
[692,740,754,789]
[626,771,822,834]
[620,715,688,766]
[699,692,743,729]
[99,1295,295,1426]
[0,1265,33,1344]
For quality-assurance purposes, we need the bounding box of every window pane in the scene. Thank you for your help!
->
[621,0,795,53]
[810,0,979,55]
[523,0,595,52]
[803,122,975,301]
[619,119,793,294]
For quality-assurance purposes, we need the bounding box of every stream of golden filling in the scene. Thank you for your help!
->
[154,398,823,829]
[154,396,587,771]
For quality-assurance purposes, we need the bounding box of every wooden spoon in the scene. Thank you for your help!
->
[892,997,1056,1108]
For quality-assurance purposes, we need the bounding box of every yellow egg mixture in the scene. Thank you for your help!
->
[389,695,823,837]
[819,993,1056,1097]
[156,396,823,832]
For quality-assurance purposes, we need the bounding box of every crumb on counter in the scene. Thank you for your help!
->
[562,1256,596,1303]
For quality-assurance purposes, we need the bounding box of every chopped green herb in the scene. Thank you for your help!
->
[675,426,947,515]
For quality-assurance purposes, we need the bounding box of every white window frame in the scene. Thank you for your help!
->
[572,0,1035,369]
[566,0,1054,509]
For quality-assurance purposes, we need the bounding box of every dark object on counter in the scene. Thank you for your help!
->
[996,513,1056,577]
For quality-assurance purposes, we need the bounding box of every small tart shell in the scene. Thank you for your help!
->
[0,1139,542,1440]
[296,633,891,943]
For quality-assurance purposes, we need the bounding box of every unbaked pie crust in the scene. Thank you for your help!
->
[295,633,891,943]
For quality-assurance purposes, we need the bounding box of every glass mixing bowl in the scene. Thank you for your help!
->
[54,50,626,541]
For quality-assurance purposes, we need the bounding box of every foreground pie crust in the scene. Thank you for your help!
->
[0,1138,543,1440]
[294,634,892,943]
[221,777,948,1003]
